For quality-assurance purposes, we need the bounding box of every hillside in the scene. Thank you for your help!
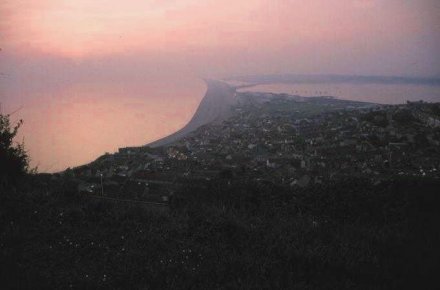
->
[1,91,439,289]
[73,95,439,202]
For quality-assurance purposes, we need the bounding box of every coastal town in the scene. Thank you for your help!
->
[68,91,440,202]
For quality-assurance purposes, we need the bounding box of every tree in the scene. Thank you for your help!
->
[0,113,29,186]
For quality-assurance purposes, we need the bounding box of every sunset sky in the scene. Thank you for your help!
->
[1,0,439,79]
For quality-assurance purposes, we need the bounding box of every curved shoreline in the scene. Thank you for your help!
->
[146,79,237,147]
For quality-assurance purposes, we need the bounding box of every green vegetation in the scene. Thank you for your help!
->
[361,111,389,127]
[1,175,439,289]
[392,109,417,125]
[0,114,29,187]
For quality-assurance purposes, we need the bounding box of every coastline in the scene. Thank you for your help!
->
[147,79,237,147]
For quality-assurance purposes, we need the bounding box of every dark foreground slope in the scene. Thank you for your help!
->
[147,80,237,147]
[1,175,439,289]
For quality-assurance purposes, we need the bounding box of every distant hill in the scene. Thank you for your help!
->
[226,74,440,86]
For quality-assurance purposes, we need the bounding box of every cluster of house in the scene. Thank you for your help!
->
[71,93,440,200]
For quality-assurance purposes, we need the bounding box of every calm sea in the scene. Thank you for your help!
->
[1,79,205,172]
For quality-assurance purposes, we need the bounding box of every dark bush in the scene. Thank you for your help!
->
[0,114,29,187]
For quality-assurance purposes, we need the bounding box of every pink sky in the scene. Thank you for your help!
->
[1,0,439,78]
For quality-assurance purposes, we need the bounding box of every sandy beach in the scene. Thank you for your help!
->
[148,79,237,147]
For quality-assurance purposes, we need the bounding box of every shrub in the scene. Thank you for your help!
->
[0,114,29,187]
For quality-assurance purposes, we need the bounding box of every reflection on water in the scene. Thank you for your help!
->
[240,83,440,104]
[2,79,205,172]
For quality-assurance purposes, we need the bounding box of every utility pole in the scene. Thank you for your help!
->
[389,150,392,169]
[100,173,104,196]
